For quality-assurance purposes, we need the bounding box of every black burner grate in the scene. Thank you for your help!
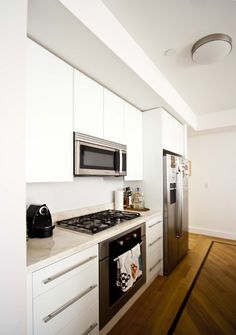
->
[57,209,140,234]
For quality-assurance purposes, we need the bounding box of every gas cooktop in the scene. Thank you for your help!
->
[57,209,140,234]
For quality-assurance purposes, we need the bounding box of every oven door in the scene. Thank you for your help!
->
[74,140,120,176]
[99,224,146,329]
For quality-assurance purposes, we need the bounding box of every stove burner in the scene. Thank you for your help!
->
[57,210,140,234]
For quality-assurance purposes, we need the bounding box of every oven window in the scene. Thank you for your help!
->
[80,145,116,170]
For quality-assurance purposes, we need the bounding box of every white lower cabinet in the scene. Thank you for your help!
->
[146,216,163,283]
[30,245,99,335]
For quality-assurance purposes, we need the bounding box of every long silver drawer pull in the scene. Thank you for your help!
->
[148,221,162,228]
[148,236,162,247]
[149,259,162,272]
[43,256,97,284]
[82,322,98,335]
[43,284,97,323]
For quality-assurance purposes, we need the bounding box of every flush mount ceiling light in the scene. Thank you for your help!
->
[191,33,232,64]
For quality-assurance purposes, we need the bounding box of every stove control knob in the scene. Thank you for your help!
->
[117,240,124,246]
[133,233,138,238]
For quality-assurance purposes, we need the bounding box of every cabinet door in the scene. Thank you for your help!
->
[26,39,73,182]
[74,69,103,138]
[32,245,99,335]
[124,103,143,181]
[103,88,125,143]
[162,111,185,155]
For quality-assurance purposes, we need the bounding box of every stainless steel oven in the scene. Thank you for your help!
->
[74,132,127,176]
[99,223,146,329]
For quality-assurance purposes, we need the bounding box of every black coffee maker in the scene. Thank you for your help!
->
[27,204,55,238]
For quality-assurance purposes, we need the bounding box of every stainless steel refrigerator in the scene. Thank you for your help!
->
[163,153,189,275]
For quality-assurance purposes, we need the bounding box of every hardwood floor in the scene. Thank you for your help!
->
[108,234,236,335]
[173,241,236,335]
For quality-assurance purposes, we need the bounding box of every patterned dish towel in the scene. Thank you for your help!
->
[131,243,142,282]
[116,243,142,291]
[116,249,133,292]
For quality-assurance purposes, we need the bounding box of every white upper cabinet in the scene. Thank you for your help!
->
[26,39,73,182]
[103,88,125,143]
[73,69,103,138]
[124,102,143,181]
[162,111,185,155]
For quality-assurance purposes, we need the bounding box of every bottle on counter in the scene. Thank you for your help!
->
[132,187,145,210]
[123,187,132,208]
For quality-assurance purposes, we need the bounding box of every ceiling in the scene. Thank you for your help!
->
[102,0,236,116]
[28,0,236,134]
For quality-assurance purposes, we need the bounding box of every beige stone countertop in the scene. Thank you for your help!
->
[27,205,161,273]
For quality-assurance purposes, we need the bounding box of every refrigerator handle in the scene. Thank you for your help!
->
[176,169,183,238]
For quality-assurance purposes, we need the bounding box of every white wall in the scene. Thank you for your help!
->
[188,130,236,240]
[27,178,124,213]
[0,1,27,334]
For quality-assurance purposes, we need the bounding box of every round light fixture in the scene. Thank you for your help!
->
[191,33,232,64]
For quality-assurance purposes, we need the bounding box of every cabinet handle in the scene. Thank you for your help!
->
[148,236,162,247]
[148,221,162,229]
[43,255,97,284]
[43,284,97,323]
[149,259,162,272]
[82,322,98,335]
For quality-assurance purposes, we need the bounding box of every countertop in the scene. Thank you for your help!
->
[27,205,161,273]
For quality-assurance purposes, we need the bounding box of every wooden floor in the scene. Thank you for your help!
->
[108,234,236,335]
[174,241,236,335]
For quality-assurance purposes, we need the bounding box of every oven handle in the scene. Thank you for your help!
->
[113,241,143,262]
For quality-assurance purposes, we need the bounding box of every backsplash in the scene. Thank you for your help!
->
[26,177,124,213]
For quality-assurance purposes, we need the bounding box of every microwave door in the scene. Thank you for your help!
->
[75,141,119,176]
[114,150,120,174]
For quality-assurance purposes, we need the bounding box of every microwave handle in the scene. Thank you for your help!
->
[114,150,120,172]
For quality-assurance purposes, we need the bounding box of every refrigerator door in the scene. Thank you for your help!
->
[177,158,189,262]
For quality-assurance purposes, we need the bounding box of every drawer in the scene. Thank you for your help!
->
[57,318,99,335]
[147,238,163,281]
[33,244,98,297]
[147,234,162,254]
[147,238,162,267]
[147,256,162,282]
[146,218,162,245]
[33,263,98,335]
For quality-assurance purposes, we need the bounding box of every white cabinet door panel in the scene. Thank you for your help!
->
[74,69,103,138]
[103,88,125,143]
[26,39,73,182]
[34,281,98,335]
[32,245,99,335]
[162,111,184,155]
[124,103,143,180]
[33,244,98,298]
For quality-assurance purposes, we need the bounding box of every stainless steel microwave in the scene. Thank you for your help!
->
[74,132,127,176]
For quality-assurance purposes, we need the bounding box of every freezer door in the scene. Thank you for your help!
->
[163,155,178,274]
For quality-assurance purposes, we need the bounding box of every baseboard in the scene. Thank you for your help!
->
[189,226,236,241]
